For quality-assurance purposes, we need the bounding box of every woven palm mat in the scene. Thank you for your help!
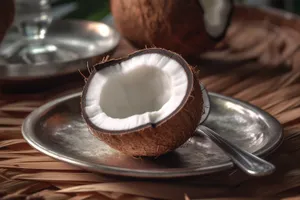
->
[2,29,300,199]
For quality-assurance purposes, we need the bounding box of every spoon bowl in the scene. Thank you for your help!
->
[197,83,276,176]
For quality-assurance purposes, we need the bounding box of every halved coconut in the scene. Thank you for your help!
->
[81,48,203,157]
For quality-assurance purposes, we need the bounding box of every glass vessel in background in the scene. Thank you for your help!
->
[1,0,77,65]
[14,0,52,40]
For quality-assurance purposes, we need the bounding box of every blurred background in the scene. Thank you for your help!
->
[51,0,110,21]
[53,0,300,23]
[2,0,300,86]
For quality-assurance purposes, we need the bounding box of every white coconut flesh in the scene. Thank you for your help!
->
[198,0,232,38]
[83,53,189,132]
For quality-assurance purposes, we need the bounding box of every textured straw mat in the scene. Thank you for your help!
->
[2,9,300,200]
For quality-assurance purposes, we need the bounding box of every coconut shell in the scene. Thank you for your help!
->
[110,0,233,60]
[0,0,15,43]
[81,48,203,157]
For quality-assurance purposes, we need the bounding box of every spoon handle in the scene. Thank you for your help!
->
[196,125,275,176]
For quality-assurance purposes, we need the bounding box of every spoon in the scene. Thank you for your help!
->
[197,83,275,176]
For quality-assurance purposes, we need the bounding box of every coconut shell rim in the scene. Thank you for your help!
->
[81,48,197,135]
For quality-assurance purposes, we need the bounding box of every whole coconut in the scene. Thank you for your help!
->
[0,0,15,43]
[110,0,233,60]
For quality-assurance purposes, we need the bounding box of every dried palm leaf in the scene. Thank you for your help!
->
[0,139,26,148]
[1,182,50,199]
[277,107,300,125]
[26,189,71,200]
[267,96,300,116]
[67,194,95,200]
[0,180,33,193]
[57,182,228,200]
[0,156,54,164]
[0,150,38,154]
[0,162,80,171]
[0,106,36,113]
[0,127,22,139]
[0,118,23,126]
[13,172,115,183]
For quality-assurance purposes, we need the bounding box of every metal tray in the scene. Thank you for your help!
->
[0,20,120,81]
[22,92,283,178]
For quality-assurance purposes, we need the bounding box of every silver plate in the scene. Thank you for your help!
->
[0,20,120,80]
[22,92,283,178]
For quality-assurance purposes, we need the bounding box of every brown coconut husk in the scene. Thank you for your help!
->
[110,0,229,60]
[81,48,203,157]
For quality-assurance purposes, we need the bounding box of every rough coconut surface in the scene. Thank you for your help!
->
[110,0,233,59]
[81,48,203,157]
